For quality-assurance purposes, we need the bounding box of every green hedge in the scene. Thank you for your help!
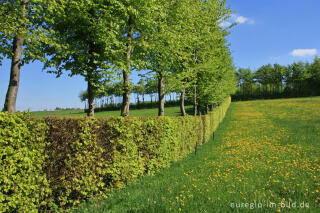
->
[0,112,50,212]
[0,96,231,212]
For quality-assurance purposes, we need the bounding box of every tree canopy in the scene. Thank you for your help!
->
[1,0,237,116]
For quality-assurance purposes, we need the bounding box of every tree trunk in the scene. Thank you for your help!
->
[121,15,134,117]
[180,88,186,116]
[86,38,99,117]
[3,36,25,113]
[87,73,95,116]
[121,70,131,116]
[158,72,165,116]
[3,1,28,112]
[193,85,197,116]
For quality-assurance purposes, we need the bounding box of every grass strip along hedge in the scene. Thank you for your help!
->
[0,96,231,212]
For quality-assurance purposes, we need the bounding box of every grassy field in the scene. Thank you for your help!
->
[30,105,193,117]
[73,97,320,212]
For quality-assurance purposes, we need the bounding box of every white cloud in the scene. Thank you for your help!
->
[233,15,255,25]
[290,49,318,57]
[235,16,248,24]
[220,15,255,27]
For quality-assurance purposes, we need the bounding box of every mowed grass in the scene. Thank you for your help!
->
[30,105,193,118]
[73,97,320,213]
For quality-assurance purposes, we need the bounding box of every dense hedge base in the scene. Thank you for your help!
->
[0,97,231,212]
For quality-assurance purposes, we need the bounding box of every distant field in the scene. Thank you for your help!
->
[30,105,193,117]
[73,97,320,212]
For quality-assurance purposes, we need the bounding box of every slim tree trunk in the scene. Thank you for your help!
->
[193,85,197,116]
[86,38,98,117]
[121,15,134,117]
[180,88,186,116]
[158,72,165,116]
[3,36,25,113]
[121,69,131,116]
[87,73,95,117]
[121,70,131,116]
[3,1,28,113]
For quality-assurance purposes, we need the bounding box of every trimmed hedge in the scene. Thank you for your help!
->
[0,96,231,212]
[0,112,50,212]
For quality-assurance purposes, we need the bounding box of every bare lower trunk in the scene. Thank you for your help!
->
[121,71,130,116]
[87,78,95,117]
[3,36,25,113]
[193,85,197,116]
[158,72,164,116]
[121,15,134,117]
[180,88,186,116]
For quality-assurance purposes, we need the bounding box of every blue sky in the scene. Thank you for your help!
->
[1,0,319,111]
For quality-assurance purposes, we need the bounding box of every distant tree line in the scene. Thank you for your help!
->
[233,57,320,101]
[79,76,190,112]
[1,0,237,117]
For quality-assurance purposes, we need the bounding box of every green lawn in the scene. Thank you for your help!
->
[30,105,193,118]
[72,97,320,212]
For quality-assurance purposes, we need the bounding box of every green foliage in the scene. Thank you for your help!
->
[0,112,50,212]
[176,0,236,111]
[99,117,145,188]
[0,0,59,63]
[44,96,230,210]
[44,117,108,210]
[0,97,230,211]
[234,57,320,100]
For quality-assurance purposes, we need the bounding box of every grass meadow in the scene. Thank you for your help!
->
[30,105,193,117]
[71,97,320,212]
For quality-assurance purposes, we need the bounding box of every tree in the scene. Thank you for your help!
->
[0,0,54,112]
[179,0,235,115]
[134,78,146,104]
[43,0,119,116]
[110,0,160,116]
[306,56,320,95]
[254,64,285,97]
[169,0,235,115]
[144,0,186,116]
[236,68,255,97]
[145,78,157,104]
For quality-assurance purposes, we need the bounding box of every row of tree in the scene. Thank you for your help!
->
[79,77,161,109]
[1,0,237,117]
[234,57,320,100]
